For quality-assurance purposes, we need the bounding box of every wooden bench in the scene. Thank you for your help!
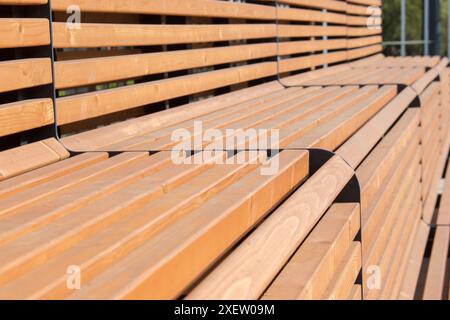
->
[0,0,70,180]
[0,0,449,300]
[420,158,450,300]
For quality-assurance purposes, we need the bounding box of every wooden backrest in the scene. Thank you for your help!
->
[51,0,383,133]
[276,0,382,80]
[0,0,383,150]
[0,0,54,150]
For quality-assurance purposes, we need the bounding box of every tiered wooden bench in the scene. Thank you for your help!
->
[0,0,449,300]
[420,162,450,300]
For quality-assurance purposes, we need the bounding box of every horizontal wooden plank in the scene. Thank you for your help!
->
[347,36,382,49]
[53,23,277,48]
[0,139,69,181]
[56,39,351,89]
[348,0,382,7]
[0,98,54,137]
[347,3,375,15]
[273,0,347,12]
[60,80,284,150]
[52,0,275,20]
[52,0,347,24]
[0,18,50,49]
[0,152,108,200]
[347,27,382,37]
[279,51,348,73]
[0,58,52,94]
[0,0,47,3]
[55,62,278,125]
[103,86,357,151]
[55,43,277,89]
[288,85,397,151]
[53,23,348,49]
[278,7,347,24]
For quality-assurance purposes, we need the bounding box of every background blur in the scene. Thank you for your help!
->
[383,0,450,56]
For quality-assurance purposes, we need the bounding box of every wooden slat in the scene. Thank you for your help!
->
[53,22,349,49]
[52,0,275,20]
[279,51,348,74]
[0,152,150,220]
[356,109,420,213]
[274,0,347,12]
[437,166,450,226]
[0,152,108,200]
[187,156,354,300]
[0,138,69,181]
[111,86,359,152]
[17,151,309,299]
[53,23,277,48]
[0,18,50,49]
[60,81,284,150]
[0,59,52,94]
[422,226,450,300]
[348,0,382,6]
[390,204,423,299]
[0,152,271,291]
[288,86,397,151]
[56,62,278,125]
[0,99,54,137]
[347,3,374,15]
[0,0,47,3]
[278,8,346,24]
[360,131,420,254]
[262,203,360,300]
[12,152,308,298]
[347,45,383,61]
[399,221,430,299]
[337,88,417,169]
[53,0,347,24]
[350,285,363,300]
[347,36,382,49]
[55,43,277,89]
[55,40,352,90]
[322,242,362,300]
[366,167,421,299]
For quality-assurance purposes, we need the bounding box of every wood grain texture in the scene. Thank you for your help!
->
[0,59,52,94]
[0,139,69,181]
[0,18,50,49]
[0,99,54,137]
[262,203,360,300]
[187,156,354,300]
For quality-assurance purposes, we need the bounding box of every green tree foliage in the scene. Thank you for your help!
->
[382,0,448,56]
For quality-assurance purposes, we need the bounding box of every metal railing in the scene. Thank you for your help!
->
[387,0,450,58]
